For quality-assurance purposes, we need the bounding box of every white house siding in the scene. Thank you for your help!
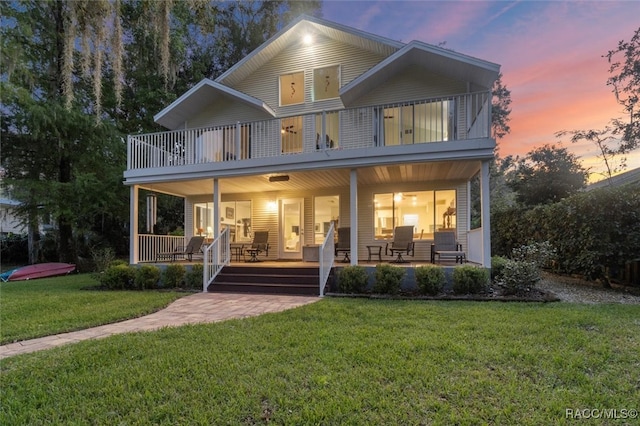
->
[350,66,467,108]
[187,97,271,129]
[231,35,387,117]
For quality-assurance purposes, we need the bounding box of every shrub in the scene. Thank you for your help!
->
[497,260,541,295]
[337,265,368,294]
[373,264,405,295]
[110,259,129,268]
[135,265,161,290]
[91,247,115,273]
[1,233,28,264]
[163,264,186,288]
[452,266,488,294]
[184,264,204,290]
[511,241,555,268]
[491,256,508,281]
[415,265,445,296]
[99,264,136,290]
[492,186,640,283]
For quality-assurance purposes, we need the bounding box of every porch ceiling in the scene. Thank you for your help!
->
[138,161,482,198]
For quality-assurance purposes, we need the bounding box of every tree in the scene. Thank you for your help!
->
[1,0,322,263]
[492,73,512,141]
[506,144,588,206]
[557,27,639,182]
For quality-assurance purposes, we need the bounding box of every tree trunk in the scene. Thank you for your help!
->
[27,216,41,265]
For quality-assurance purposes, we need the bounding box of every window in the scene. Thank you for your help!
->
[281,116,303,154]
[313,65,340,101]
[193,200,252,242]
[380,99,455,146]
[314,195,340,244]
[279,71,304,106]
[373,190,456,240]
[314,112,339,149]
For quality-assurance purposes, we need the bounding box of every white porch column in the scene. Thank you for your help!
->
[129,185,139,264]
[213,178,220,238]
[350,169,358,265]
[480,160,491,267]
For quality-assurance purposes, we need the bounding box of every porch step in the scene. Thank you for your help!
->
[208,265,321,296]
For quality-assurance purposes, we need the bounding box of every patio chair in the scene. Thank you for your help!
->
[156,236,205,262]
[431,231,466,264]
[243,231,269,262]
[334,227,351,263]
[385,226,415,263]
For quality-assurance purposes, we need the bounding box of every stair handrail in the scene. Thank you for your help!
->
[319,223,335,296]
[203,227,230,292]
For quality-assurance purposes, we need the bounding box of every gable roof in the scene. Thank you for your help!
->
[215,15,404,87]
[587,167,640,191]
[340,41,500,106]
[154,15,500,130]
[154,79,276,130]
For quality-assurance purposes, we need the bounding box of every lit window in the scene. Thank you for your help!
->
[313,65,340,101]
[279,71,305,106]
[194,200,251,242]
[373,190,456,240]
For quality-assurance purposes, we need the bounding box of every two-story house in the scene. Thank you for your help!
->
[124,15,499,294]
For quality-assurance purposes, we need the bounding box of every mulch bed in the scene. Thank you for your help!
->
[326,287,560,302]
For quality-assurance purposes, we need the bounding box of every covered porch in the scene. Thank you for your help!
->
[128,158,491,293]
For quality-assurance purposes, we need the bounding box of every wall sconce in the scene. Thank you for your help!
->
[267,200,277,212]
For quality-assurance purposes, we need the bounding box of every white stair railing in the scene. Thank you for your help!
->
[203,227,230,292]
[319,223,335,297]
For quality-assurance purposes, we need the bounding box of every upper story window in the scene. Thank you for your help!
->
[279,71,305,106]
[313,65,340,101]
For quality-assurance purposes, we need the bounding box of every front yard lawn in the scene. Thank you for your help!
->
[1,298,638,424]
[0,274,186,344]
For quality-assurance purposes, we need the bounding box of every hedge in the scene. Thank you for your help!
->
[492,185,640,282]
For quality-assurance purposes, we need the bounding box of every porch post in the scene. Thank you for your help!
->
[480,160,491,267]
[350,169,358,265]
[129,185,139,264]
[213,179,220,238]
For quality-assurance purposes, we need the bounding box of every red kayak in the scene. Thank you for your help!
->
[4,263,76,281]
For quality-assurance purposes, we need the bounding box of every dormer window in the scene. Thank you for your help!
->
[313,65,340,101]
[279,71,305,106]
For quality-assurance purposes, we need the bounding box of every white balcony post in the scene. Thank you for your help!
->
[235,122,241,159]
[480,160,491,267]
[321,111,327,150]
[349,169,358,265]
[129,185,139,264]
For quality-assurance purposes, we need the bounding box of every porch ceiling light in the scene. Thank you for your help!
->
[269,175,289,182]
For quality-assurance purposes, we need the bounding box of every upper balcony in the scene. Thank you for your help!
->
[126,91,492,176]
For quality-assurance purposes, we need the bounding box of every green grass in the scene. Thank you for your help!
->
[1,299,639,424]
[0,274,186,344]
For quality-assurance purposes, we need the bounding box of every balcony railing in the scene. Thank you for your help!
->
[127,91,490,171]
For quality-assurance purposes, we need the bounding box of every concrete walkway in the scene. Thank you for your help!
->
[0,293,319,360]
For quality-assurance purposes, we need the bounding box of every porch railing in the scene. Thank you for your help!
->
[203,227,230,292]
[127,91,491,170]
[319,223,335,297]
[137,234,185,263]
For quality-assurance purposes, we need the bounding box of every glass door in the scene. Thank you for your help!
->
[280,198,304,259]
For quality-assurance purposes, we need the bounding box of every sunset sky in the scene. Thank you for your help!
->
[322,0,640,181]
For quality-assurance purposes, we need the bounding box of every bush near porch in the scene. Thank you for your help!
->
[334,264,490,296]
[492,186,640,285]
